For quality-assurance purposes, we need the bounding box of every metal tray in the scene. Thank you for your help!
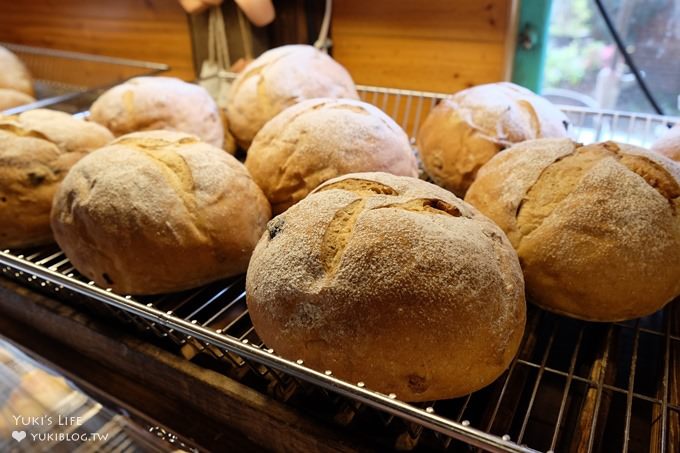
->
[1,42,168,115]
[1,83,679,452]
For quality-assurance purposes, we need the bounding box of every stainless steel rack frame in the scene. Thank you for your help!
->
[1,42,168,115]
[351,84,679,149]
[1,83,679,453]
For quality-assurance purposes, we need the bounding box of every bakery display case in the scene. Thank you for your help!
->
[0,1,679,452]
[0,335,198,452]
[1,78,679,452]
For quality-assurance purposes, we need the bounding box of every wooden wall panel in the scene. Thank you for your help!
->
[0,0,194,80]
[332,0,512,93]
[0,1,514,90]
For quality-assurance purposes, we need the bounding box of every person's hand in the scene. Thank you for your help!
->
[178,0,275,27]
[234,0,275,26]
[179,0,211,14]
[230,57,253,73]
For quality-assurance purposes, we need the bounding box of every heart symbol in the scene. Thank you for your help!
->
[12,430,26,442]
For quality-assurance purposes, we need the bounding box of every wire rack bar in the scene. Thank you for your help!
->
[0,250,534,453]
[1,42,169,70]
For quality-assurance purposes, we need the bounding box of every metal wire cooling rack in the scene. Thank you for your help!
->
[351,84,679,147]
[1,82,679,452]
[1,250,678,453]
[1,42,168,115]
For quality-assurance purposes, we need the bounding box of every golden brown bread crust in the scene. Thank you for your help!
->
[652,123,680,162]
[417,82,569,196]
[246,172,526,402]
[225,45,359,149]
[0,46,33,96]
[0,88,35,111]
[51,131,271,295]
[218,107,238,155]
[90,77,224,149]
[0,110,114,248]
[17,109,115,154]
[465,138,680,321]
[245,98,419,214]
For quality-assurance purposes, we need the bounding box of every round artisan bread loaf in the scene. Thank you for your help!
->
[0,109,114,248]
[246,172,526,402]
[218,107,238,155]
[245,98,419,214]
[652,123,680,162]
[51,130,271,295]
[90,76,224,149]
[417,82,569,196]
[465,138,680,321]
[225,45,358,149]
[0,88,35,111]
[0,46,33,96]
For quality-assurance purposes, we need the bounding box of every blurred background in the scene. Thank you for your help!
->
[545,0,680,115]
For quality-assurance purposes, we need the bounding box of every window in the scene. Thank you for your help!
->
[543,0,680,116]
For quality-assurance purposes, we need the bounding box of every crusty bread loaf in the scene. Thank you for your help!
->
[226,45,358,149]
[465,138,680,321]
[0,88,35,111]
[0,110,114,248]
[652,123,680,162]
[417,82,569,196]
[247,172,526,402]
[219,107,238,155]
[0,46,33,96]
[90,77,224,149]
[51,131,271,295]
[245,98,419,214]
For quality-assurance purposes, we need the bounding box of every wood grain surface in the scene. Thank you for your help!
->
[0,0,195,80]
[0,0,513,92]
[332,0,512,93]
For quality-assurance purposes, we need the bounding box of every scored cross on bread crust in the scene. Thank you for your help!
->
[51,130,271,295]
[314,179,466,277]
[225,45,359,149]
[465,138,680,321]
[245,98,418,214]
[0,110,113,248]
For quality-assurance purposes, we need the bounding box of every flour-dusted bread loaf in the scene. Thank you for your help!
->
[247,172,525,402]
[226,45,358,149]
[465,138,680,321]
[652,123,680,162]
[90,77,224,149]
[0,88,35,111]
[245,98,419,214]
[218,107,238,155]
[0,46,33,96]
[0,110,114,248]
[51,131,271,295]
[417,82,569,196]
